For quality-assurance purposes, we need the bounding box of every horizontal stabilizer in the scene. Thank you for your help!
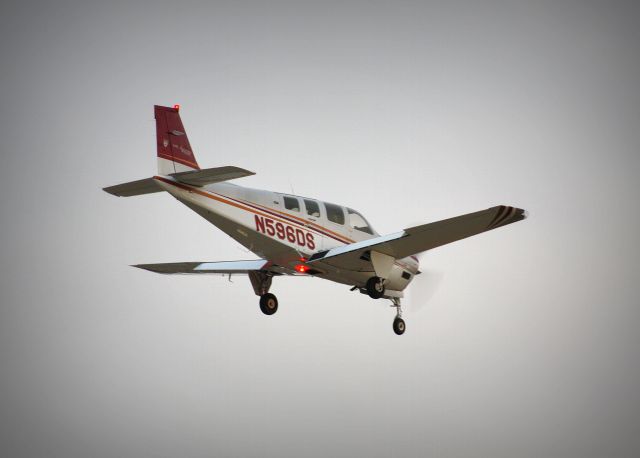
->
[103,178,161,197]
[134,259,269,274]
[171,166,255,186]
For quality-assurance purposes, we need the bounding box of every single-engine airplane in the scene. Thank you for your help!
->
[104,105,527,335]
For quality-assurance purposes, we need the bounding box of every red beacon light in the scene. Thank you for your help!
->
[173,104,180,111]
[295,257,309,273]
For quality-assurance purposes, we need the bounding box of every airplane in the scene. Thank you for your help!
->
[104,105,527,335]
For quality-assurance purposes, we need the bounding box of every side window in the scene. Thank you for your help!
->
[324,202,345,225]
[347,208,374,234]
[283,196,300,212]
[304,199,320,218]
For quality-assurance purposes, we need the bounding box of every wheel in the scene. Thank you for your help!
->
[259,293,278,315]
[366,276,385,299]
[393,317,406,335]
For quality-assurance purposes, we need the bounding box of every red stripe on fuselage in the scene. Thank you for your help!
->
[153,176,351,245]
[235,199,349,241]
[211,193,355,245]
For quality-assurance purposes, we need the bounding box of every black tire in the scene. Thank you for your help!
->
[393,317,406,335]
[259,293,278,315]
[365,276,385,299]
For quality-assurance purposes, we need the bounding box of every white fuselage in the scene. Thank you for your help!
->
[153,175,419,293]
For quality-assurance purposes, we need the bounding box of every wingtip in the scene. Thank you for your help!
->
[102,186,119,196]
[131,264,153,271]
[513,207,528,222]
[487,205,528,230]
[131,264,168,274]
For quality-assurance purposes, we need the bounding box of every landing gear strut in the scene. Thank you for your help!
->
[366,276,385,299]
[391,297,405,335]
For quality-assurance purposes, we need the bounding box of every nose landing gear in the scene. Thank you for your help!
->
[391,297,405,335]
[393,316,406,335]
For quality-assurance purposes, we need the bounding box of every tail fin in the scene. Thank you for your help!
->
[103,105,256,198]
[155,105,200,175]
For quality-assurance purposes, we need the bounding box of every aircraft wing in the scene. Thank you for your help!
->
[308,205,527,270]
[134,259,270,274]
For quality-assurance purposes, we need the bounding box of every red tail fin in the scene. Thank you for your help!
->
[155,105,200,175]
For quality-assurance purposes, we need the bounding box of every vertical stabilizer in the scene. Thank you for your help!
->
[155,105,200,175]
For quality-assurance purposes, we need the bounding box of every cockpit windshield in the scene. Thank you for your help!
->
[347,208,375,235]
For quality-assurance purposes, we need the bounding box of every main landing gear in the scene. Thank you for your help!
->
[249,271,279,316]
[259,293,278,315]
[366,276,385,299]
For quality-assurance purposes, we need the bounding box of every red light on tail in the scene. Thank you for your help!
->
[173,104,180,111]
[295,264,308,273]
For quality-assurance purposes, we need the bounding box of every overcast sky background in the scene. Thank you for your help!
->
[1,1,639,457]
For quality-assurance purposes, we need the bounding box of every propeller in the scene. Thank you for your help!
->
[407,253,444,313]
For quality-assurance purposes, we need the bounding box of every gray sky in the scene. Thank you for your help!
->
[1,1,639,457]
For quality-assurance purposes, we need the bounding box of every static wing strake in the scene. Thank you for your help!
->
[308,205,527,270]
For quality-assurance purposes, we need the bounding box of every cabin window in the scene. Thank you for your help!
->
[283,196,300,212]
[304,199,321,218]
[324,202,345,225]
[347,208,374,234]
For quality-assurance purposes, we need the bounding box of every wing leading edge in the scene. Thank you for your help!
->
[308,205,527,269]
